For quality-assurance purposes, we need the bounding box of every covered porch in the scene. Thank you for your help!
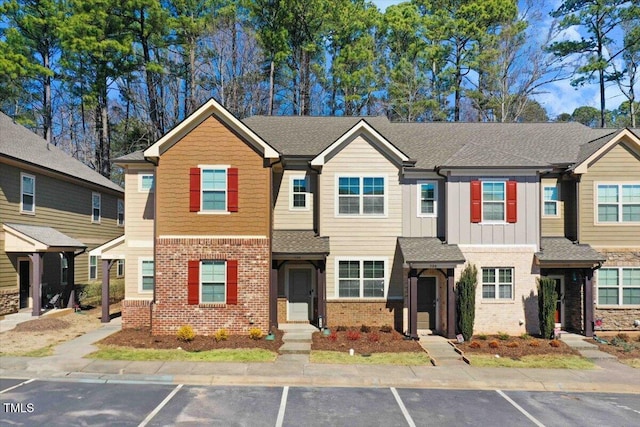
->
[3,223,87,317]
[535,237,605,337]
[398,237,465,339]
[272,230,330,329]
[88,235,125,323]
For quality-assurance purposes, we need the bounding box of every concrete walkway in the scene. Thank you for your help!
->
[417,333,466,366]
[1,320,639,393]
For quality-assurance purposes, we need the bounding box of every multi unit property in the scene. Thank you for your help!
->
[95,99,640,338]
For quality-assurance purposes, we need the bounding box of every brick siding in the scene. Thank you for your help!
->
[122,299,152,329]
[326,300,402,330]
[594,249,640,331]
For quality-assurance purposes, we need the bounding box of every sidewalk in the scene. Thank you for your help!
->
[1,320,639,393]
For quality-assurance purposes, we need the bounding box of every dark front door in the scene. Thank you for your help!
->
[552,276,564,326]
[417,277,436,330]
[19,260,30,308]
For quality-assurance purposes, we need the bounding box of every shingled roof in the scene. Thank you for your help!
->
[535,237,605,265]
[272,230,330,256]
[398,237,465,266]
[0,112,123,193]
[4,223,86,249]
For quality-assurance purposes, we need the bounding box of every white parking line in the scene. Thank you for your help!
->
[496,389,545,427]
[138,384,183,427]
[390,387,416,427]
[0,378,36,394]
[275,386,289,427]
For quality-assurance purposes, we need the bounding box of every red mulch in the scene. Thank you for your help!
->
[457,335,579,358]
[311,328,423,354]
[98,328,284,352]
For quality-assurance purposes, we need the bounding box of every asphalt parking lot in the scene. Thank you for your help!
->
[1,377,639,426]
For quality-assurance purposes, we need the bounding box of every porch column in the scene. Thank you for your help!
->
[317,260,326,328]
[29,252,43,316]
[270,263,278,330]
[66,252,75,309]
[583,270,594,337]
[408,269,418,339]
[447,268,456,339]
[101,259,114,323]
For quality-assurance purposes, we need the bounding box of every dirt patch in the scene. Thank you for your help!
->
[457,335,578,358]
[98,328,284,352]
[312,328,423,354]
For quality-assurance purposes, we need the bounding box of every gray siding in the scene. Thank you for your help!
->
[401,179,445,238]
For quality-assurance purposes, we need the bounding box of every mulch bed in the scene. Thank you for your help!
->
[590,334,640,360]
[14,317,71,332]
[457,335,579,358]
[312,328,424,354]
[98,328,284,353]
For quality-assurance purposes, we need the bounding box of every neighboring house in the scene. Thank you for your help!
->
[107,99,639,338]
[0,112,124,317]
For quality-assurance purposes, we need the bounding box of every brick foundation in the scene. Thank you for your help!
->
[122,299,152,329]
[152,237,270,335]
[0,289,19,316]
[327,300,402,330]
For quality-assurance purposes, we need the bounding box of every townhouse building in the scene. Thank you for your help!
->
[98,99,639,338]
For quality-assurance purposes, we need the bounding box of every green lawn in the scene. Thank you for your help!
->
[87,345,277,362]
[310,351,432,365]
[468,354,595,369]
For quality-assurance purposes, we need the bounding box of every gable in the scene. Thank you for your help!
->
[574,129,640,174]
[586,141,640,177]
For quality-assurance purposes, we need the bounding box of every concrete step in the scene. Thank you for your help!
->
[282,332,313,343]
[279,323,317,333]
[279,342,311,355]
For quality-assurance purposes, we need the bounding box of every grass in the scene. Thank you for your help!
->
[0,345,56,357]
[620,358,640,369]
[469,354,595,369]
[310,351,431,365]
[87,345,277,362]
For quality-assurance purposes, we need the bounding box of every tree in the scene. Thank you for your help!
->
[537,277,557,339]
[612,10,640,127]
[456,263,477,341]
[571,105,602,127]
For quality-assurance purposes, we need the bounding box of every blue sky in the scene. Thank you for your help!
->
[371,0,633,119]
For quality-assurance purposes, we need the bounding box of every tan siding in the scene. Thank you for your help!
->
[124,249,154,299]
[541,177,565,237]
[401,179,443,237]
[124,167,155,242]
[579,142,640,246]
[273,169,314,230]
[156,115,271,236]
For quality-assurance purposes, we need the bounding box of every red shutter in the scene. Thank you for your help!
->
[506,180,517,223]
[470,180,482,223]
[189,168,201,212]
[188,260,200,305]
[226,260,238,305]
[227,168,238,212]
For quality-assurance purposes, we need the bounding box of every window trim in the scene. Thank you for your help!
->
[60,253,68,285]
[335,174,388,218]
[116,259,125,278]
[289,175,309,211]
[597,267,640,306]
[138,173,155,192]
[542,185,560,218]
[200,260,227,304]
[417,180,438,218]
[595,182,640,225]
[89,256,98,280]
[91,192,101,223]
[20,173,36,214]
[117,199,125,226]
[481,267,514,301]
[335,257,387,299]
[198,164,230,215]
[139,258,154,293]
[481,180,507,223]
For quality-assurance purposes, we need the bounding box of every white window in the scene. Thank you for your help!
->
[337,176,385,216]
[116,259,125,277]
[202,168,227,212]
[290,175,308,210]
[482,181,505,222]
[598,268,640,306]
[20,173,35,213]
[337,259,385,298]
[92,192,101,223]
[597,183,640,223]
[89,256,98,280]
[417,181,437,217]
[139,173,155,192]
[482,267,513,300]
[117,199,124,226]
[201,260,226,303]
[140,259,154,292]
[543,185,559,217]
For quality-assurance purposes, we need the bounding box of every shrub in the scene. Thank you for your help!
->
[520,333,531,340]
[549,340,561,348]
[328,331,338,342]
[497,331,510,341]
[214,328,229,342]
[76,278,125,306]
[176,325,196,342]
[249,328,263,340]
[360,324,371,333]
[616,333,630,342]
[456,263,478,341]
[529,340,540,347]
[346,330,361,341]
[537,277,557,339]
[379,325,393,333]
[469,341,481,349]
[368,332,380,343]
[488,340,499,349]
[507,341,519,348]
[476,334,488,341]
[336,325,347,332]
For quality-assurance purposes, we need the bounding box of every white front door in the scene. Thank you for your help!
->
[288,268,312,321]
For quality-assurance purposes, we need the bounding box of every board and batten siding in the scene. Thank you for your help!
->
[579,141,640,246]
[319,136,403,300]
[273,169,315,230]
[446,174,539,246]
[156,115,271,237]
[401,179,444,238]
[541,177,565,237]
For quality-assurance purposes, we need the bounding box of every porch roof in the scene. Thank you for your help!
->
[535,237,605,267]
[272,230,329,259]
[3,223,86,252]
[398,237,465,269]
[88,235,125,259]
